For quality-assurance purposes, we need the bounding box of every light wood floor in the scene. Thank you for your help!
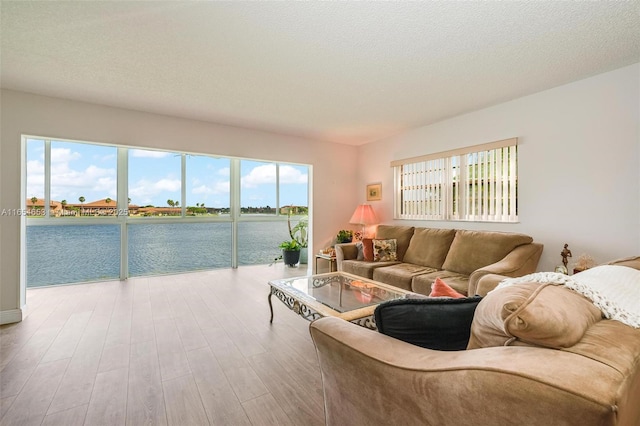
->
[0,264,326,426]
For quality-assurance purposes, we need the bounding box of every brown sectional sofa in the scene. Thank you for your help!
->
[310,256,640,426]
[335,225,543,296]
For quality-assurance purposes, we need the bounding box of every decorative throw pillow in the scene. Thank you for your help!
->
[362,238,374,262]
[374,296,483,350]
[429,277,465,298]
[355,242,364,261]
[373,239,397,262]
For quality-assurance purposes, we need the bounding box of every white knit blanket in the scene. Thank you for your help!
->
[494,265,640,328]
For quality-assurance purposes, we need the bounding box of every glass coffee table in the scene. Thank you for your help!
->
[268,272,411,330]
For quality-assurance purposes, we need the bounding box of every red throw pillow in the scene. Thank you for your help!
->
[362,238,374,262]
[429,277,465,299]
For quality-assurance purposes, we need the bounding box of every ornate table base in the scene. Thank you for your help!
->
[268,286,378,330]
[269,286,323,323]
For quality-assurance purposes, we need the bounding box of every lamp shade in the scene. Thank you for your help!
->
[349,204,378,225]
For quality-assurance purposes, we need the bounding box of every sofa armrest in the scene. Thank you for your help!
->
[468,242,543,295]
[606,255,640,270]
[309,317,625,426]
[334,243,358,271]
[474,273,509,296]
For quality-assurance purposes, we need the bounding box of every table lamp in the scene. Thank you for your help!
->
[349,204,378,239]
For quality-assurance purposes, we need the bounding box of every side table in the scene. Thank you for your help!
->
[315,254,337,273]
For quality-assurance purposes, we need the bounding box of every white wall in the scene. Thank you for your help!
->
[356,63,640,272]
[0,90,359,318]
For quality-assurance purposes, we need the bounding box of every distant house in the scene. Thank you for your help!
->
[66,198,118,216]
[25,198,64,216]
[136,207,181,216]
[26,198,140,216]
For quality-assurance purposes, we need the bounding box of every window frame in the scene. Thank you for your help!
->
[22,135,311,282]
[392,138,518,223]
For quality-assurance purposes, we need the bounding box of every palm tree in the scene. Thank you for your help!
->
[29,196,38,215]
[79,196,85,216]
[175,201,179,208]
[167,199,174,207]
[105,197,112,204]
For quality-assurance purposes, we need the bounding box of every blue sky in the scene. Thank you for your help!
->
[26,140,308,208]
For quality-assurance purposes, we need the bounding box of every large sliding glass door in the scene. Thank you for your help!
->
[23,136,310,287]
[26,224,121,287]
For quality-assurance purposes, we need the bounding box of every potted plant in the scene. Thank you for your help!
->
[336,229,353,243]
[288,210,308,264]
[279,239,301,267]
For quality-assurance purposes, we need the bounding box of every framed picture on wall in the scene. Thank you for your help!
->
[367,183,382,201]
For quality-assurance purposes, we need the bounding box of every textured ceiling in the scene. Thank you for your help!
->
[1,1,639,145]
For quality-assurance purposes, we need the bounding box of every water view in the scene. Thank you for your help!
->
[25,140,311,287]
[26,221,293,287]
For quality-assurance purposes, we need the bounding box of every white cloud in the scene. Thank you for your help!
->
[242,164,276,188]
[26,160,44,197]
[50,161,117,200]
[26,159,44,175]
[129,178,181,205]
[279,165,308,184]
[51,147,81,164]
[94,176,116,192]
[130,149,171,158]
[241,164,307,188]
[155,178,181,192]
[218,167,230,177]
[26,148,117,201]
[192,181,229,195]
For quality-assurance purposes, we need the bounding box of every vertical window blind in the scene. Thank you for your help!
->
[391,138,518,222]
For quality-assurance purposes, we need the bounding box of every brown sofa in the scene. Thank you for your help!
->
[335,225,543,296]
[310,256,640,426]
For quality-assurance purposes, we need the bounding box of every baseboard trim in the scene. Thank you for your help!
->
[0,308,23,325]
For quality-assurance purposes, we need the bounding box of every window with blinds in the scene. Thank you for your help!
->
[391,138,518,222]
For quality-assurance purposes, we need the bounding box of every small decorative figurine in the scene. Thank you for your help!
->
[561,244,572,269]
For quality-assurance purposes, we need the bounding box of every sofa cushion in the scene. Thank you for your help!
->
[352,239,374,261]
[374,296,483,350]
[467,282,603,350]
[562,319,640,375]
[373,239,397,262]
[442,230,533,276]
[411,271,470,296]
[372,264,438,292]
[341,259,401,279]
[429,277,465,298]
[362,238,374,261]
[403,228,456,269]
[375,225,415,262]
